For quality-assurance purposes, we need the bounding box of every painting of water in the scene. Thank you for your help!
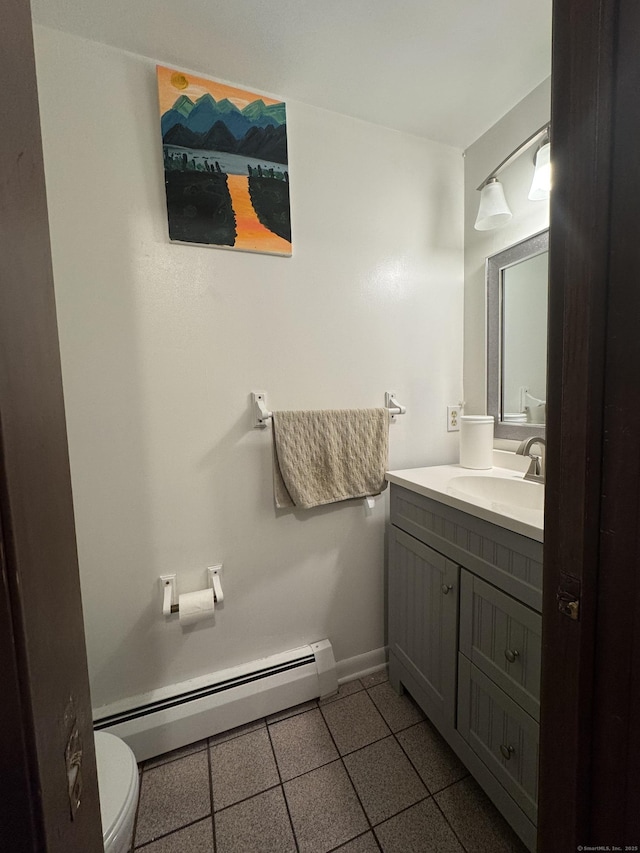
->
[157,65,291,256]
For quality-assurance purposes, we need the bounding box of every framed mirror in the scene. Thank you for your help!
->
[487,229,548,440]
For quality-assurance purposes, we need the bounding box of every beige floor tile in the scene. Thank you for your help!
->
[375,798,465,853]
[361,669,389,689]
[333,831,381,852]
[215,787,296,853]
[435,776,529,852]
[135,751,210,846]
[284,760,368,852]
[269,707,338,780]
[210,727,279,810]
[344,736,428,825]
[320,690,390,755]
[367,681,426,732]
[396,719,468,793]
[135,817,214,852]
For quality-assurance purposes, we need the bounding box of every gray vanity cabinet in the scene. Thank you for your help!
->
[388,527,459,738]
[388,483,543,852]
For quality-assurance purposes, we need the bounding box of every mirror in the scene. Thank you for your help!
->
[487,230,548,439]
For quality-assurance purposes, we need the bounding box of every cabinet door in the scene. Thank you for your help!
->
[388,526,459,732]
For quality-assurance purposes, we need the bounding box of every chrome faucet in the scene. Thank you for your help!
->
[516,437,546,484]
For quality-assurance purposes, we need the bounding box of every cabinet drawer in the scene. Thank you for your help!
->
[458,655,539,824]
[390,485,543,610]
[460,571,541,720]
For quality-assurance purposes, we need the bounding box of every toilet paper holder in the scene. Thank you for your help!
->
[160,565,224,616]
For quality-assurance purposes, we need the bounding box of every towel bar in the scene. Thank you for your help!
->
[251,391,406,429]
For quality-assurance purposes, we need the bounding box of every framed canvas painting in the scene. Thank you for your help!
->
[157,65,292,256]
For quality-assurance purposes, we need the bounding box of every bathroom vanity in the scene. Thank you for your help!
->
[386,458,543,852]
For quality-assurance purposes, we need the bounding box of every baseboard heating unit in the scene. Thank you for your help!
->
[93,639,337,762]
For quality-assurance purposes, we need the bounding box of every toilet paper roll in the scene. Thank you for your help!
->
[178,588,215,626]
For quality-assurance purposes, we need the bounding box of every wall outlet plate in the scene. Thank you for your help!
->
[447,405,461,432]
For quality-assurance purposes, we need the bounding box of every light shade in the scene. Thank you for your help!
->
[474,178,512,231]
[528,142,551,200]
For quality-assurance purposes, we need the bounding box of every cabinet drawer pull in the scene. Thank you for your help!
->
[441,583,453,595]
[500,744,515,760]
[504,649,520,663]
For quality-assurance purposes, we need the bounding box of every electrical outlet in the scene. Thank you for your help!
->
[447,405,461,432]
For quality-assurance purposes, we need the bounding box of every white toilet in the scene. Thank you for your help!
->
[94,731,139,853]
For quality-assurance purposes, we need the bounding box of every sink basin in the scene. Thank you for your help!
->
[447,475,544,512]
[386,455,545,541]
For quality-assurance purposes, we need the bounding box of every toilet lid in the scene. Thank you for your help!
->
[94,731,139,846]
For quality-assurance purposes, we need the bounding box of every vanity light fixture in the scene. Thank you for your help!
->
[528,138,551,200]
[474,123,551,231]
[474,178,512,231]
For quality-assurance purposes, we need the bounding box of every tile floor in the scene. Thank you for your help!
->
[132,670,528,853]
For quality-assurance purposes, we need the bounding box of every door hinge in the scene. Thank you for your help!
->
[557,572,580,621]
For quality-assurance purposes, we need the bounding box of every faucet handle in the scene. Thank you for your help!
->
[528,454,542,476]
[517,436,546,483]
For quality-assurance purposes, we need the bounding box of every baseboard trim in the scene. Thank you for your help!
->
[336,646,388,684]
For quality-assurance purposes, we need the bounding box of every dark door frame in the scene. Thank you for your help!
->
[539,0,640,848]
[0,0,102,849]
[589,0,640,838]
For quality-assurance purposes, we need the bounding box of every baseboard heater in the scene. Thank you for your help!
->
[93,639,337,762]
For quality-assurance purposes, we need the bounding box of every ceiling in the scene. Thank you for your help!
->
[30,0,552,149]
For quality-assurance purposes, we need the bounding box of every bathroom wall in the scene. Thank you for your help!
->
[33,27,464,709]
[463,78,551,415]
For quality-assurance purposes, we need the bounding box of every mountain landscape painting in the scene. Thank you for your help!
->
[156,65,291,256]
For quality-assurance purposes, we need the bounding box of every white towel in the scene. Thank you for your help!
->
[272,408,389,509]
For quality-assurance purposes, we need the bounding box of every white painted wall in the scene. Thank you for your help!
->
[463,78,551,415]
[34,27,464,709]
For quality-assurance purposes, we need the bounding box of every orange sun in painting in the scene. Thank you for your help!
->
[170,72,189,90]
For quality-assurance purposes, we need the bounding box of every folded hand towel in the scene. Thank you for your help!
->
[272,408,389,509]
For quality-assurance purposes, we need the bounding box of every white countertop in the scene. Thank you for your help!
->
[386,451,544,543]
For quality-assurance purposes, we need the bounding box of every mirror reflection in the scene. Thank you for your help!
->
[502,250,548,424]
[487,230,548,439]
